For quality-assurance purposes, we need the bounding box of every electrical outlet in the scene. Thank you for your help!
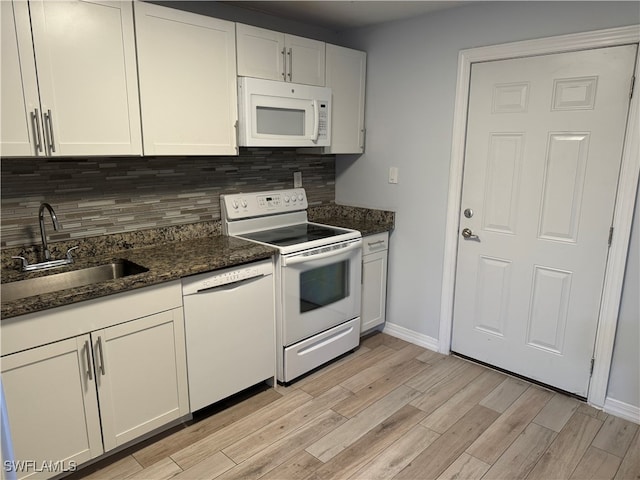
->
[293,171,302,187]
[389,167,399,184]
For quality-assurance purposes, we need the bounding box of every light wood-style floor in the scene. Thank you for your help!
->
[75,332,639,480]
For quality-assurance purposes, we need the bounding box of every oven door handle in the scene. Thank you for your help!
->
[282,240,361,266]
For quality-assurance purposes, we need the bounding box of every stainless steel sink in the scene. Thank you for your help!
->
[1,259,148,302]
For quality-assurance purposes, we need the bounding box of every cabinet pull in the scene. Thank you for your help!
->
[360,128,366,152]
[287,48,292,80]
[281,48,286,79]
[367,239,386,249]
[84,340,93,380]
[30,108,43,153]
[43,109,56,153]
[96,336,106,375]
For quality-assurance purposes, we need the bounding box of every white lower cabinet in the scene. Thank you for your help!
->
[1,283,188,480]
[1,336,103,479]
[361,232,389,333]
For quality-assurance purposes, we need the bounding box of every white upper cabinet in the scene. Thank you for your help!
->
[28,0,142,156]
[1,1,41,157]
[237,24,325,86]
[135,2,238,156]
[324,44,367,154]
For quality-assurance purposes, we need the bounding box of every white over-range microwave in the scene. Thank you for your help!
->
[237,77,332,147]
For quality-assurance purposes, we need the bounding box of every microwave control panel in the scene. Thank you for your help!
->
[318,103,328,139]
[222,188,308,220]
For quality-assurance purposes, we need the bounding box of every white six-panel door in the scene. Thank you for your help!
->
[452,45,637,397]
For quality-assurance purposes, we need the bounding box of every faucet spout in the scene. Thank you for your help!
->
[39,202,60,261]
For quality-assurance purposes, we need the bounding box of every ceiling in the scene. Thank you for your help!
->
[221,1,470,32]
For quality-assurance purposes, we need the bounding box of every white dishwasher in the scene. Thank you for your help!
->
[181,259,275,412]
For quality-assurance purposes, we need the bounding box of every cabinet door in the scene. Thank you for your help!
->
[1,336,103,480]
[0,1,43,157]
[28,0,142,156]
[95,309,188,451]
[361,249,388,333]
[324,44,367,154]
[236,23,285,82]
[135,2,238,156]
[285,34,325,86]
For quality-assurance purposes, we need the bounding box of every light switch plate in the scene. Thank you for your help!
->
[294,171,302,188]
[389,167,399,184]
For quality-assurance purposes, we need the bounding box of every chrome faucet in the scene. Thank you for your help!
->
[12,202,78,271]
[39,202,60,261]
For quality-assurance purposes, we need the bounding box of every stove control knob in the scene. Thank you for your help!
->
[241,200,248,208]
[292,195,297,202]
[298,193,304,201]
[232,200,239,209]
[283,195,290,203]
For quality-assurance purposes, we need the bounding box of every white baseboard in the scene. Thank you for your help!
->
[382,322,440,352]
[603,397,640,424]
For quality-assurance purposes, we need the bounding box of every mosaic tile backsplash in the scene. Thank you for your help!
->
[1,149,336,248]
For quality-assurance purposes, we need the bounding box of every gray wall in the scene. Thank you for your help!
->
[335,2,639,407]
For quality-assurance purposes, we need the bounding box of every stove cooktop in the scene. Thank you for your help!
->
[238,223,348,247]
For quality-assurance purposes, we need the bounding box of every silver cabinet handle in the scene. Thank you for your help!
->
[281,48,286,79]
[43,109,55,153]
[367,239,386,248]
[462,228,479,240]
[96,336,106,375]
[287,48,292,80]
[360,128,366,152]
[30,108,43,153]
[84,340,93,380]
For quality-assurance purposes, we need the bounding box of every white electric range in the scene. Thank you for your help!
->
[221,188,362,383]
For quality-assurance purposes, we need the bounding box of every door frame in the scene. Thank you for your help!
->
[439,25,640,408]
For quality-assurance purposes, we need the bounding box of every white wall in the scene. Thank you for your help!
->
[336,2,639,407]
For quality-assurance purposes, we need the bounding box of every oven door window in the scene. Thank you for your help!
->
[300,260,349,313]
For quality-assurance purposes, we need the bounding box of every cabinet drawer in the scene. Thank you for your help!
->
[363,232,389,255]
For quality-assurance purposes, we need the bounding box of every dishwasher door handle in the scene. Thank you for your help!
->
[188,274,267,296]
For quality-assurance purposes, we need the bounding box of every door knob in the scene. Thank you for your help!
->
[461,228,479,240]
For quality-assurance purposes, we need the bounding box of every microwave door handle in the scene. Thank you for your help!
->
[311,100,320,143]
[282,240,361,266]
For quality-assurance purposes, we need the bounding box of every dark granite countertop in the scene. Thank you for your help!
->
[1,204,394,320]
[1,235,275,319]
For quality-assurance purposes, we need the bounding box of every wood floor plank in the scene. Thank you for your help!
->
[569,446,622,480]
[81,455,143,480]
[591,415,639,458]
[132,388,282,467]
[305,404,429,480]
[339,344,425,393]
[297,345,395,397]
[216,410,346,480]
[170,389,312,470]
[405,355,469,392]
[479,377,531,413]
[614,428,640,480]
[533,392,580,432]
[305,385,421,462]
[420,369,505,434]
[526,412,603,480]
[415,348,444,364]
[124,458,182,480]
[577,403,609,421]
[482,422,556,480]
[410,361,485,415]
[393,405,500,480]
[259,451,322,480]
[349,425,439,480]
[435,453,490,480]
[171,451,235,480]
[333,358,429,418]
[222,385,352,463]
[466,386,553,464]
